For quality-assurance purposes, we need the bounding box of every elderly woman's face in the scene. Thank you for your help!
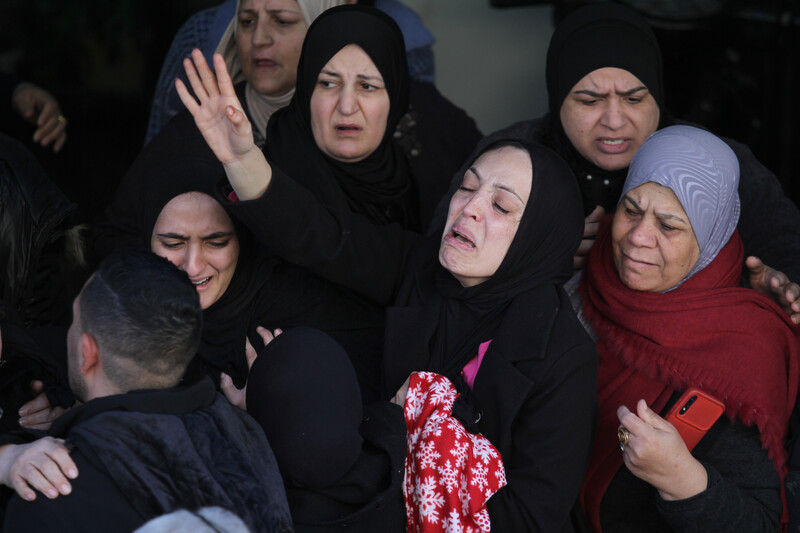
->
[236,0,308,97]
[151,193,240,310]
[612,182,699,292]
[439,146,531,287]
[310,44,390,163]
[560,67,659,171]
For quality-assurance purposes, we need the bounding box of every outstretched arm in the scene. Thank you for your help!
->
[175,49,271,200]
[0,438,77,501]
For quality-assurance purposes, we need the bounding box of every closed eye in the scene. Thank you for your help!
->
[494,203,510,214]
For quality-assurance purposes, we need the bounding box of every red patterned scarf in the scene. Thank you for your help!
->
[579,220,800,531]
[403,372,507,532]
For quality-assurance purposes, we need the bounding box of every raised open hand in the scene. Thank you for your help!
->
[176,49,255,165]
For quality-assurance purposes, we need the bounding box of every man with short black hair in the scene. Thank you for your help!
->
[0,249,292,533]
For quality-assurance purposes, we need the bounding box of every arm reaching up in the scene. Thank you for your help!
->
[175,49,272,200]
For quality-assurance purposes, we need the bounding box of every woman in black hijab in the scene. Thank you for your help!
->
[176,5,457,308]
[383,139,597,531]
[265,4,420,230]
[134,150,382,392]
[247,327,406,532]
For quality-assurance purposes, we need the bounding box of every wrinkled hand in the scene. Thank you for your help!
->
[617,399,708,501]
[746,257,800,324]
[221,327,282,410]
[0,438,77,501]
[176,49,254,165]
[11,82,68,152]
[19,381,68,431]
[574,206,604,270]
[390,376,411,407]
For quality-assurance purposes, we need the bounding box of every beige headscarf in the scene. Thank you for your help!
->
[216,0,348,145]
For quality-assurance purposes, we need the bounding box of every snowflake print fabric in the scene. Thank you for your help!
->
[403,372,507,532]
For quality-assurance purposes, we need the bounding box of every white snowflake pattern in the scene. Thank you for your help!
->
[474,509,491,532]
[470,461,489,492]
[494,467,507,486]
[469,433,499,465]
[450,439,470,468]
[437,459,462,492]
[441,509,465,533]
[416,440,442,470]
[417,475,445,525]
[421,417,445,439]
[459,476,471,517]
[407,427,423,450]
[428,378,457,409]
[406,385,426,423]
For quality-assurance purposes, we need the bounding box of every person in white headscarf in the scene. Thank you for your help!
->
[144,0,346,147]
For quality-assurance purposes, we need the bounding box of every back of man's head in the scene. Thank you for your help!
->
[79,249,202,391]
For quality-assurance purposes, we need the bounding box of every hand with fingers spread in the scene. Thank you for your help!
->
[221,326,282,410]
[574,206,604,270]
[617,399,708,501]
[11,82,68,152]
[18,380,69,431]
[176,49,272,200]
[746,256,800,324]
[0,438,78,501]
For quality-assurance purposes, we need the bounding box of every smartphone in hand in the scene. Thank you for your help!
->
[664,388,725,451]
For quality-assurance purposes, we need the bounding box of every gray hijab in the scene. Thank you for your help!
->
[621,125,740,286]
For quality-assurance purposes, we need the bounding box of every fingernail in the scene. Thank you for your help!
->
[24,492,34,501]
[68,469,77,478]
[47,489,57,498]
[61,484,71,494]
[18,407,27,416]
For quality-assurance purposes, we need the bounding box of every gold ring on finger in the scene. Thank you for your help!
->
[618,426,630,450]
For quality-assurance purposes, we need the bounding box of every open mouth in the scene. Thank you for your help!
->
[600,139,625,146]
[336,124,361,133]
[450,229,475,248]
[192,276,212,287]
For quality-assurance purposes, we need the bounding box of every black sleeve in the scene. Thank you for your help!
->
[486,345,598,532]
[3,449,146,533]
[655,420,782,533]
[727,137,800,283]
[222,167,420,307]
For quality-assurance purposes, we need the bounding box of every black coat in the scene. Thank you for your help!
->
[3,379,293,533]
[384,285,597,532]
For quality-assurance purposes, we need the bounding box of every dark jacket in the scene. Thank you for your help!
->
[384,285,598,532]
[3,379,293,533]
[289,403,406,532]
[0,132,80,326]
[460,117,800,283]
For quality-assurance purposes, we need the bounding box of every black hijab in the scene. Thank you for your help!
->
[386,139,584,385]
[544,2,672,214]
[247,327,364,489]
[136,151,279,387]
[266,4,419,230]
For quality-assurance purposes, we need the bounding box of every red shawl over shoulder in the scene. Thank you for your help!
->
[579,219,799,531]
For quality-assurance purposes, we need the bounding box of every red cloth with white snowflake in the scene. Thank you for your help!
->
[402,371,507,532]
